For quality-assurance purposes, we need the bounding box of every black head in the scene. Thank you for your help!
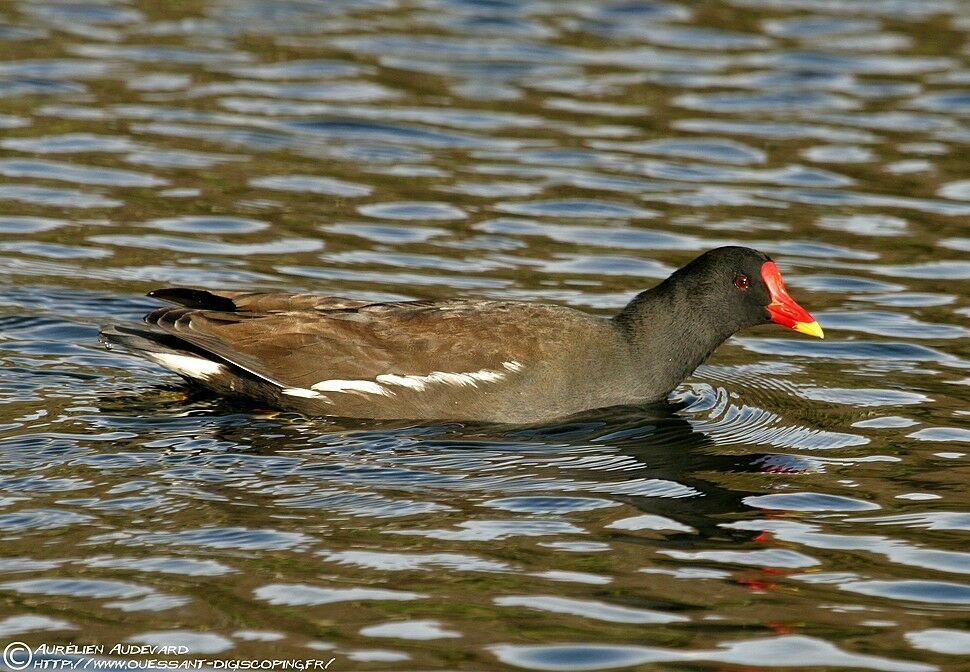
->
[612,247,821,399]
[666,246,822,338]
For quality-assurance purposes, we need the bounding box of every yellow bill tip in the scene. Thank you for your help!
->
[793,320,824,339]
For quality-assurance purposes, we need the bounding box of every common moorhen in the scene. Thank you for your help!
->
[101,246,822,423]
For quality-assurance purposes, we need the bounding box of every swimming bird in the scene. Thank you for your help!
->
[100,246,822,424]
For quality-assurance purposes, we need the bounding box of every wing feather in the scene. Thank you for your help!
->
[142,293,556,391]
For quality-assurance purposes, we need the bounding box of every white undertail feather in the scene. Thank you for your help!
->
[148,353,224,380]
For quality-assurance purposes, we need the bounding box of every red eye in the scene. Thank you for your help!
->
[734,274,750,289]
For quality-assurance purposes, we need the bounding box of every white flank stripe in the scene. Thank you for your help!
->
[311,379,393,396]
[376,374,427,391]
[310,364,521,398]
[424,369,504,387]
[381,367,508,390]
[149,353,224,380]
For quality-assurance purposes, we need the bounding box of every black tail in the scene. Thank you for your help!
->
[147,288,237,311]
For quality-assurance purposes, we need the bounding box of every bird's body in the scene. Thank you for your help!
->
[101,247,822,424]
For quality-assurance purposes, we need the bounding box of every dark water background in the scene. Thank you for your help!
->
[0,0,968,670]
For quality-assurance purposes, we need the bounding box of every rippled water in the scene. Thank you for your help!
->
[0,0,968,670]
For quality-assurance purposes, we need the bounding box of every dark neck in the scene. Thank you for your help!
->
[611,277,737,398]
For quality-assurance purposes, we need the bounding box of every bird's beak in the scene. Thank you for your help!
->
[760,261,824,339]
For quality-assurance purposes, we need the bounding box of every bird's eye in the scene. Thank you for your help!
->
[734,274,750,290]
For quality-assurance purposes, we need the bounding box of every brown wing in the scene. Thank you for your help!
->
[143,289,562,390]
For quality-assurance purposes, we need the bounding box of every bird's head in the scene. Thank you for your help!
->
[675,246,823,339]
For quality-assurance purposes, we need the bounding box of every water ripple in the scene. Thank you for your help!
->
[494,595,687,624]
[491,635,934,672]
[255,583,426,606]
[0,184,121,207]
[0,159,165,187]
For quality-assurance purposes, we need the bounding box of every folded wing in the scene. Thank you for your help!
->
[139,288,544,394]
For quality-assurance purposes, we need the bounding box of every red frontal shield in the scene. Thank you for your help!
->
[761,261,823,339]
